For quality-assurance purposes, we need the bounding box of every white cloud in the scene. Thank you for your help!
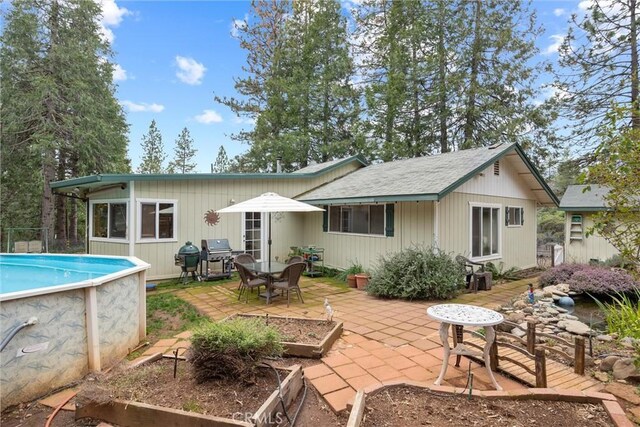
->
[230,15,248,38]
[544,34,564,55]
[175,56,206,85]
[553,8,566,16]
[113,63,127,81]
[234,116,256,125]
[121,100,164,113]
[195,110,223,124]
[96,0,131,44]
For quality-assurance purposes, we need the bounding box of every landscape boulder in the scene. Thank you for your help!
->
[612,358,640,380]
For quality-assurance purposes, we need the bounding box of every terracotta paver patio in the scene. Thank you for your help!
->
[141,276,603,414]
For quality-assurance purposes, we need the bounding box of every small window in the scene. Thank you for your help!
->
[328,204,386,236]
[506,206,524,227]
[493,161,500,176]
[91,201,127,240]
[138,200,177,241]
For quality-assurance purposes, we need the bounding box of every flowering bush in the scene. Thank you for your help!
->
[568,267,638,294]
[539,263,587,287]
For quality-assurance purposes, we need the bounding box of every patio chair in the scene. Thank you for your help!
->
[455,255,485,293]
[235,262,267,303]
[269,262,306,307]
[286,255,304,264]
[235,253,257,289]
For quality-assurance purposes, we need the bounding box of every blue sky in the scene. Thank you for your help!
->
[95,1,583,171]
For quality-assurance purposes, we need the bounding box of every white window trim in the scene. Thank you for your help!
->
[136,198,178,243]
[89,199,130,243]
[469,202,502,262]
[506,206,524,228]
[328,205,386,237]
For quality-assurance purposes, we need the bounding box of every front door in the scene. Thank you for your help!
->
[242,212,264,261]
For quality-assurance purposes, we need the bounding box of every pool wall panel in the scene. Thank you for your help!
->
[96,275,141,367]
[0,289,89,408]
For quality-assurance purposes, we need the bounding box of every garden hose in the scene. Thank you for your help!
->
[260,362,292,425]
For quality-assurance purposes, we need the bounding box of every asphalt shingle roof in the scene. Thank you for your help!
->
[559,185,610,210]
[292,157,358,174]
[298,143,515,202]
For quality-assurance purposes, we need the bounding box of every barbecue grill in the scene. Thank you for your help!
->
[200,238,233,280]
[175,241,200,283]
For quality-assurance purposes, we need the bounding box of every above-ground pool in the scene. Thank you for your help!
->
[0,254,150,409]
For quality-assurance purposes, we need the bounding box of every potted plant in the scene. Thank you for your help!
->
[337,262,363,288]
[355,272,370,290]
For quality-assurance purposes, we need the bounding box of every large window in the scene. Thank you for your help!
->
[137,200,177,241]
[471,204,500,259]
[506,206,524,227]
[329,205,385,235]
[91,201,128,240]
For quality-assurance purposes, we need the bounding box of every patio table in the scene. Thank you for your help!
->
[241,261,288,302]
[426,303,504,390]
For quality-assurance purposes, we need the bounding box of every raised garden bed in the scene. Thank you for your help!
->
[347,383,629,427]
[234,314,342,358]
[76,359,303,427]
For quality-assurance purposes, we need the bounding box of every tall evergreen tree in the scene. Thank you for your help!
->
[168,127,197,173]
[1,0,130,247]
[212,146,231,173]
[138,120,167,173]
[554,0,639,149]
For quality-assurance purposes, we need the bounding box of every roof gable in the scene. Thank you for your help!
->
[297,144,558,206]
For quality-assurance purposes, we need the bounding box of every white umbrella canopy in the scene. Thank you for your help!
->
[217,192,324,265]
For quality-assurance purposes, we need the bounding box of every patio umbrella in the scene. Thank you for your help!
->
[217,192,324,265]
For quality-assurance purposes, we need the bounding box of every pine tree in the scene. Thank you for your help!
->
[168,127,197,173]
[138,120,167,173]
[0,0,130,247]
[555,0,639,149]
[212,146,231,173]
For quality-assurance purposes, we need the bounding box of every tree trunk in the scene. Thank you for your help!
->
[437,1,449,153]
[69,156,79,244]
[630,0,639,129]
[463,0,482,149]
[55,152,67,243]
[41,154,56,245]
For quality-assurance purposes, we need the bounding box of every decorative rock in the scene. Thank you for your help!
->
[620,337,638,348]
[558,332,573,341]
[604,382,640,405]
[557,319,592,335]
[513,300,528,309]
[539,298,554,304]
[555,307,568,313]
[593,371,609,382]
[552,290,568,297]
[612,358,640,380]
[556,283,571,293]
[546,307,559,315]
[596,334,614,342]
[557,296,575,307]
[506,312,526,323]
[552,295,561,302]
[600,355,622,372]
[523,307,534,314]
[512,328,526,338]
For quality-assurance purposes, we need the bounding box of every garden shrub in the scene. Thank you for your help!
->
[568,267,638,294]
[593,289,640,339]
[540,263,639,294]
[366,246,465,300]
[539,263,587,287]
[190,317,283,383]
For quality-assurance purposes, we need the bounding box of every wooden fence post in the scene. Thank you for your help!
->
[527,321,536,354]
[490,339,498,371]
[574,337,585,375]
[535,348,547,388]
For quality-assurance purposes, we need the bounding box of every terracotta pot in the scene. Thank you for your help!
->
[346,274,357,288]
[355,274,369,290]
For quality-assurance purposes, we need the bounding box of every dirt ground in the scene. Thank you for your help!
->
[362,385,614,427]
[236,315,337,345]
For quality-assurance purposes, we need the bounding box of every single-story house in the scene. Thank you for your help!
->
[51,143,558,280]
[558,184,619,264]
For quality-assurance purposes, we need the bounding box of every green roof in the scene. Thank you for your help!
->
[51,155,366,193]
[558,185,611,211]
[297,143,559,206]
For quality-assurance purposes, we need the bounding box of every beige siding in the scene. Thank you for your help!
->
[456,158,536,200]
[564,212,619,263]
[302,201,434,271]
[438,192,537,270]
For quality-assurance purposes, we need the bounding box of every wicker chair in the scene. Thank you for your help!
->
[269,262,306,307]
[235,253,257,289]
[287,255,304,264]
[235,262,267,303]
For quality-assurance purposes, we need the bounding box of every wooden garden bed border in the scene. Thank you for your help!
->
[235,314,343,358]
[76,365,303,427]
[346,381,634,427]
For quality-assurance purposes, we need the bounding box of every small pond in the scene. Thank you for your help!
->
[557,294,607,331]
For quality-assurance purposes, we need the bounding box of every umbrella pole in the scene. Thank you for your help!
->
[268,212,272,268]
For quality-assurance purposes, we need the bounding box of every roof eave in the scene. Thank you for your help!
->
[300,194,439,205]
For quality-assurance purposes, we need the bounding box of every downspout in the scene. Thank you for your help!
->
[433,201,440,248]
[129,180,135,257]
